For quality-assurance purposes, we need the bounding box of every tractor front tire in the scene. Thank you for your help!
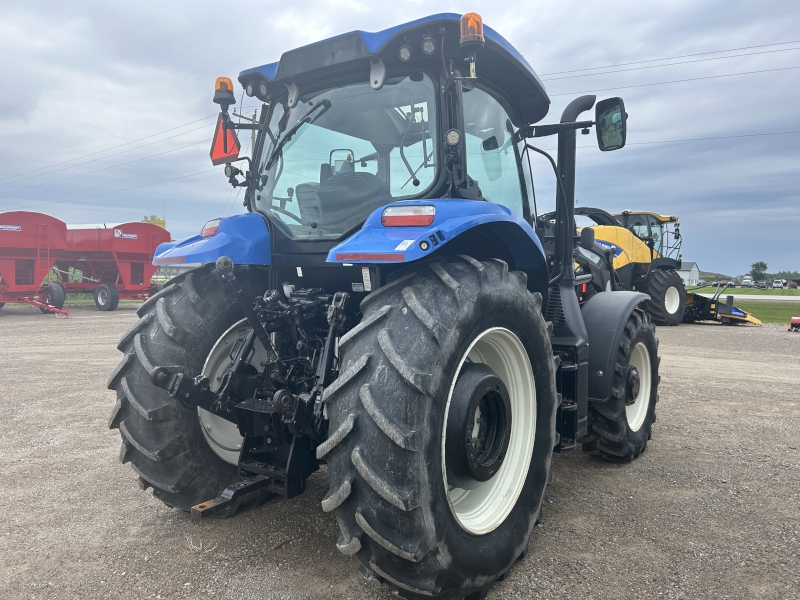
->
[108,267,259,511]
[645,269,686,325]
[95,283,120,311]
[584,309,659,462]
[322,257,558,599]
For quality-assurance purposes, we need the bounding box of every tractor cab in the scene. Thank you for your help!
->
[614,210,681,260]
[210,13,549,245]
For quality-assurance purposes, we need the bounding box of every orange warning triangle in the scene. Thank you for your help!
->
[209,114,241,166]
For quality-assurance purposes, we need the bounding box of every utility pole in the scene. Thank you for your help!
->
[233,110,258,156]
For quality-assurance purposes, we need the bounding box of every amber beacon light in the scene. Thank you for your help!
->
[460,13,485,49]
[213,76,236,111]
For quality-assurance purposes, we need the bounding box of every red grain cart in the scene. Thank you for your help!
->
[55,222,170,311]
[0,211,69,315]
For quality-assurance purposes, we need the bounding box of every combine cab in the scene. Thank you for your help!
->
[108,13,661,598]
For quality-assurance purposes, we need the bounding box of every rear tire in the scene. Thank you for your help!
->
[108,267,262,511]
[584,309,659,462]
[646,268,685,326]
[322,257,557,599]
[39,281,65,313]
[95,284,120,311]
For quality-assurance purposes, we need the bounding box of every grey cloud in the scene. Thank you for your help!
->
[1,0,798,273]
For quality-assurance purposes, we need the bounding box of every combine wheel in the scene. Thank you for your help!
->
[584,309,659,462]
[39,281,65,314]
[108,267,264,512]
[322,257,558,599]
[645,269,686,325]
[95,284,120,311]
[0,302,5,309]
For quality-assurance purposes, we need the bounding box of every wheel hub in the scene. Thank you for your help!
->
[625,365,640,405]
[445,363,512,490]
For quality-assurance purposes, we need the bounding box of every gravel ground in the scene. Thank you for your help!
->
[0,304,798,599]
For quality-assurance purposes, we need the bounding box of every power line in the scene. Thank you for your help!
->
[0,138,212,196]
[540,40,800,76]
[0,104,263,185]
[0,124,213,188]
[625,129,800,146]
[4,169,218,211]
[536,129,800,152]
[0,115,217,183]
[541,46,800,81]
[549,65,800,96]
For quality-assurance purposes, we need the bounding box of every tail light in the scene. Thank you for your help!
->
[381,205,435,227]
[201,218,221,237]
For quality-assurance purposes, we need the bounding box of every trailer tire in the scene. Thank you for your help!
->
[39,282,65,313]
[52,280,66,298]
[645,268,685,326]
[107,266,263,512]
[323,257,557,599]
[584,309,659,462]
[95,284,120,311]
[0,302,5,309]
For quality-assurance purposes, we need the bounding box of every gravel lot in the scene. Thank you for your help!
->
[1,303,798,599]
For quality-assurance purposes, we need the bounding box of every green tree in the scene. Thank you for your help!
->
[750,261,768,281]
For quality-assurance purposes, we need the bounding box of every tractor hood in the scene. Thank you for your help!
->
[238,13,550,124]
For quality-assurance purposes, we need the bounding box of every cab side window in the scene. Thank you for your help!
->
[463,86,526,217]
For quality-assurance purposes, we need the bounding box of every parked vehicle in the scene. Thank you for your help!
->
[740,277,753,287]
[107,13,661,598]
[757,281,768,289]
[789,282,798,289]
[773,280,784,289]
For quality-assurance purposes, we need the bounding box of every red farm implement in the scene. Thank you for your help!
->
[54,222,170,311]
[0,211,69,315]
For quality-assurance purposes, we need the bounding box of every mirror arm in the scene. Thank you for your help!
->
[523,120,594,138]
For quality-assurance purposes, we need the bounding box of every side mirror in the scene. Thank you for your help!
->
[595,97,626,151]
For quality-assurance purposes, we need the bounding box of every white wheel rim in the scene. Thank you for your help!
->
[442,327,536,535]
[664,286,680,314]
[98,290,108,305]
[626,342,652,432]
[199,319,268,465]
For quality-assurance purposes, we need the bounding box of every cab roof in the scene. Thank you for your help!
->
[613,211,679,224]
[238,13,550,124]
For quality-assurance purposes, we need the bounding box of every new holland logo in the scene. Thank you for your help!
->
[0,225,21,231]
[596,239,623,257]
[114,229,137,239]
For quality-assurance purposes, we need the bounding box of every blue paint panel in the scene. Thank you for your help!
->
[596,239,623,257]
[153,213,271,266]
[240,13,543,88]
[326,200,545,268]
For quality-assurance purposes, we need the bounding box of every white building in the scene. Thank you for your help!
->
[677,261,700,286]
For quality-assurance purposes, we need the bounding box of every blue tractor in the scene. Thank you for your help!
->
[109,13,659,599]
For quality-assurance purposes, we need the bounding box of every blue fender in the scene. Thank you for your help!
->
[327,200,545,268]
[153,213,271,266]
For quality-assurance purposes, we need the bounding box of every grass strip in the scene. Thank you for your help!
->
[731,300,800,324]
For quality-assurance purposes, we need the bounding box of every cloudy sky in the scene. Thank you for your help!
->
[1,0,798,275]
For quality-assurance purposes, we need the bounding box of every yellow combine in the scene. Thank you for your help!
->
[573,207,761,326]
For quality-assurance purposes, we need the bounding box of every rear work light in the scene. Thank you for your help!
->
[201,218,221,237]
[381,205,435,227]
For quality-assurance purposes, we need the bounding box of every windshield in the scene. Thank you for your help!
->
[254,73,438,239]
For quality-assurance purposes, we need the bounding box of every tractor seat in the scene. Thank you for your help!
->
[316,171,390,226]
